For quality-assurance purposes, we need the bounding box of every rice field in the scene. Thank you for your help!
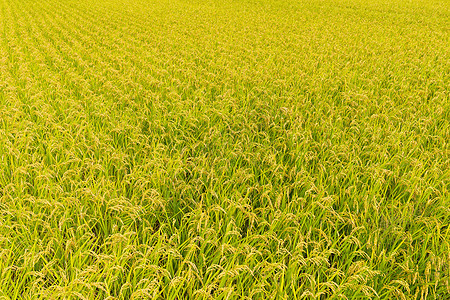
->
[0,0,449,298]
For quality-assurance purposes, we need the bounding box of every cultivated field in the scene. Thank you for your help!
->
[0,0,449,298]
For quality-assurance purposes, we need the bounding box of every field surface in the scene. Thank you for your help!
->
[0,0,449,298]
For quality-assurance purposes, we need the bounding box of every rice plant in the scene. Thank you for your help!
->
[0,0,449,298]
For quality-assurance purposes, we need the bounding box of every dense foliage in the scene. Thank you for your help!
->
[0,0,449,298]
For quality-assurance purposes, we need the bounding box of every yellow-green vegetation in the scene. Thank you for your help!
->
[0,0,449,298]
